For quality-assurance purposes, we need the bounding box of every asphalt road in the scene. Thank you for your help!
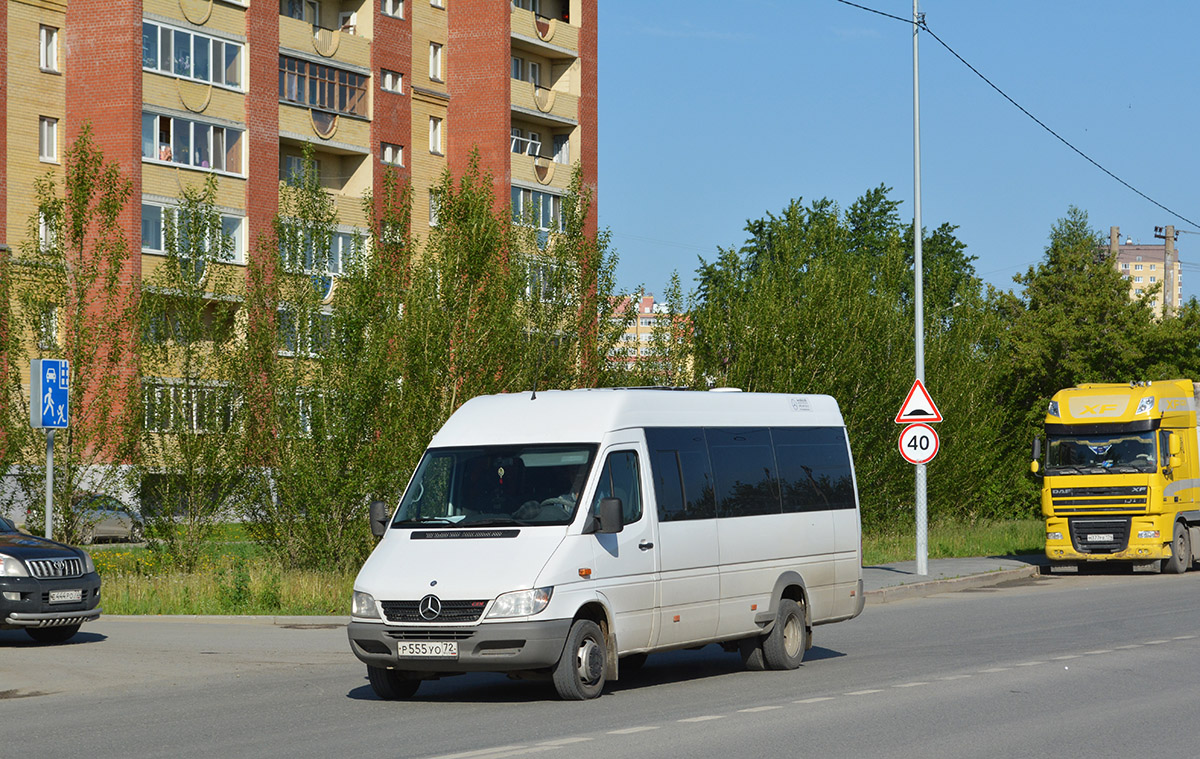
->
[3,570,1200,759]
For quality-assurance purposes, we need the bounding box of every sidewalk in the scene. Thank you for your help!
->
[864,554,1048,604]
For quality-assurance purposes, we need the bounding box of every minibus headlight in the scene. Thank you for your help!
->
[0,553,29,577]
[487,587,552,619]
[352,590,380,619]
[1046,532,1063,541]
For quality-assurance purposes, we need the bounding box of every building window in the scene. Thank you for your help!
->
[431,0,445,7]
[382,69,403,93]
[381,0,404,17]
[1150,264,1157,270]
[40,26,58,72]
[429,43,443,81]
[141,202,246,265]
[1121,262,1129,270]
[527,131,541,156]
[553,134,570,165]
[429,116,443,154]
[514,0,540,11]
[511,56,522,80]
[429,190,441,227]
[511,187,563,232]
[283,154,320,184]
[527,61,541,86]
[1134,264,1143,271]
[39,117,57,162]
[1150,277,1157,283]
[282,0,320,24]
[279,55,369,117]
[143,21,243,90]
[381,142,403,166]
[143,113,244,174]
[1134,276,1143,283]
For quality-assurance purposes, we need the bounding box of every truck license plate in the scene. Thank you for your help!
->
[1087,533,1114,542]
[397,641,458,658]
[48,589,82,604]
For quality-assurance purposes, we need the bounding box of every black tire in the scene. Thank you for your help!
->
[761,599,807,671]
[1163,521,1191,575]
[552,619,606,700]
[366,666,420,700]
[26,624,81,644]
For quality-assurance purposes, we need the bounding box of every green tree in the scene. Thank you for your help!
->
[6,126,137,541]
[132,177,243,569]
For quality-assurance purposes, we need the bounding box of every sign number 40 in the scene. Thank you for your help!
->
[898,422,939,465]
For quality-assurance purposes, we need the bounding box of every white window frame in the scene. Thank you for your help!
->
[283,154,320,184]
[511,56,523,80]
[526,130,541,156]
[429,116,443,154]
[527,61,541,87]
[40,26,59,72]
[431,0,445,7]
[143,20,244,91]
[39,117,58,162]
[381,142,403,166]
[141,200,246,266]
[429,42,443,81]
[552,134,570,165]
[143,112,245,176]
[429,190,441,227]
[382,69,403,93]
[381,0,403,18]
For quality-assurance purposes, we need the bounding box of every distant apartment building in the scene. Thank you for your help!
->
[1,0,597,384]
[1109,226,1182,318]
[611,293,667,362]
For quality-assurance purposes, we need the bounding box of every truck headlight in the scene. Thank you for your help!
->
[1047,401,1059,418]
[486,587,552,619]
[352,590,380,619]
[1046,532,1063,541]
[0,553,29,577]
[1137,530,1161,539]
[1136,397,1154,414]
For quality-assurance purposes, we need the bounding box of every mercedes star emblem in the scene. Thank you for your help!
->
[418,594,442,620]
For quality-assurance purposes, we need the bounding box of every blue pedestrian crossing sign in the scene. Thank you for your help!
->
[30,359,70,429]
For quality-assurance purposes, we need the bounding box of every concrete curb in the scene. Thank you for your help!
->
[865,564,1043,605]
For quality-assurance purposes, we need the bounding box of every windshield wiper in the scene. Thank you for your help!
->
[393,518,455,527]
[458,517,532,527]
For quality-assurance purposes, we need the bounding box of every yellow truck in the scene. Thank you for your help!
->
[1032,380,1200,573]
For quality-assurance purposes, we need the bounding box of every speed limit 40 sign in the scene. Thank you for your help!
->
[899,422,939,465]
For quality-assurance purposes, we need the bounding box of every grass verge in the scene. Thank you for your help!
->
[90,518,1046,615]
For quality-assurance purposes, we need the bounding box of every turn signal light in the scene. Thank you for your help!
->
[578,568,592,578]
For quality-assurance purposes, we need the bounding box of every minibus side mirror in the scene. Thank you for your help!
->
[369,500,390,538]
[589,498,624,535]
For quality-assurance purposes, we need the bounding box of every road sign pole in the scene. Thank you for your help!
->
[912,0,928,576]
[45,429,54,540]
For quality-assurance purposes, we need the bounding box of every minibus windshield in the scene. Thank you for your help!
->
[392,444,598,527]
[1046,430,1157,474]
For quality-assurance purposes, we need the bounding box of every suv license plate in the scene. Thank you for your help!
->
[48,589,82,604]
[1087,534,1114,542]
[397,641,458,659]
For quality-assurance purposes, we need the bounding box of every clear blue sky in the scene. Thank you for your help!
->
[598,0,1200,303]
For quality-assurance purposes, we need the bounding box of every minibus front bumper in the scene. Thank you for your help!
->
[347,618,574,672]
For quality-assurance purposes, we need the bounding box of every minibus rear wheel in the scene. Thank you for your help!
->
[553,619,606,700]
[367,666,421,700]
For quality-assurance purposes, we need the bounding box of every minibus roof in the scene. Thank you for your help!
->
[431,389,845,447]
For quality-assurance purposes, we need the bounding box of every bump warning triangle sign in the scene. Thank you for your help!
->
[894,379,942,424]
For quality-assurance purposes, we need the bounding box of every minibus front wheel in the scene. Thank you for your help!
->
[367,666,421,700]
[553,619,607,700]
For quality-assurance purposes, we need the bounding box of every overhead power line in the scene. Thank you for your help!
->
[833,0,1200,232]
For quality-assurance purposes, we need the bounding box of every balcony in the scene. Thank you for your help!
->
[510,80,578,127]
[510,4,578,59]
[279,13,371,70]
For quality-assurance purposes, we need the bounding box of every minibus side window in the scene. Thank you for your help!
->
[773,427,855,512]
[646,428,716,521]
[590,451,643,524]
[705,428,782,518]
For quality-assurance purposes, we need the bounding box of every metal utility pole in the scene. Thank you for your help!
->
[912,0,928,576]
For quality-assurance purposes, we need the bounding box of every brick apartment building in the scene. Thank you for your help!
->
[1,0,596,361]
[1109,226,1183,318]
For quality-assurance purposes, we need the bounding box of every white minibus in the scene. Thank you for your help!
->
[348,388,864,700]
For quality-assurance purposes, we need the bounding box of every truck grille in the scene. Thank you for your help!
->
[380,599,488,624]
[26,557,84,579]
[1051,486,1147,513]
[1069,517,1131,554]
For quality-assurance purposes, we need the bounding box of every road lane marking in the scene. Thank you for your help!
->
[845,689,883,696]
[1015,662,1044,667]
[1144,640,1168,645]
[679,716,725,723]
[1173,635,1196,640]
[537,738,591,747]
[1084,650,1113,655]
[979,667,1010,673]
[425,747,546,759]
[1052,655,1080,660]
[893,682,928,688]
[937,675,971,681]
[608,727,660,735]
[794,697,836,704]
[738,706,782,713]
[1112,645,1141,650]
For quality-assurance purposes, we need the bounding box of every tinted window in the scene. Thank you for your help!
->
[590,451,643,524]
[646,428,715,521]
[705,428,782,517]
[773,427,856,511]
